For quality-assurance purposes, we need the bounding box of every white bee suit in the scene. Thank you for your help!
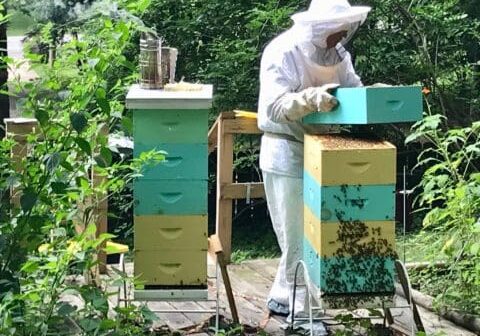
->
[258,0,370,316]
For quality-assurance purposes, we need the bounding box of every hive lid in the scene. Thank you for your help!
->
[126,84,213,110]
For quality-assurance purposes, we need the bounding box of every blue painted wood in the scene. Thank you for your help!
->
[303,86,422,125]
[134,180,207,215]
[134,143,207,180]
[304,171,395,222]
[133,109,208,144]
[303,238,395,294]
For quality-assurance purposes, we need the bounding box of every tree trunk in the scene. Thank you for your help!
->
[0,6,9,138]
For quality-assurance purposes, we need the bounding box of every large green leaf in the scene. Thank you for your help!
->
[20,190,37,212]
[74,137,92,156]
[70,113,88,133]
[45,152,61,172]
[94,146,112,167]
[35,108,49,126]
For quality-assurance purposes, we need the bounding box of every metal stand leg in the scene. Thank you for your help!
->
[120,252,128,308]
[289,261,327,336]
[215,260,220,336]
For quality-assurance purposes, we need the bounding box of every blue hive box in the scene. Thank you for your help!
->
[303,86,422,125]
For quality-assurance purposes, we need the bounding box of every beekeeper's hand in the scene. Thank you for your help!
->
[273,83,340,122]
[304,83,340,113]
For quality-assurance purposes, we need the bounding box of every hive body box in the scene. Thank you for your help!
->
[303,134,397,297]
[126,84,212,288]
[303,86,422,124]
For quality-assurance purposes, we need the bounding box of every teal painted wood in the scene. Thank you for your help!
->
[134,180,207,215]
[303,86,422,125]
[304,171,395,222]
[133,109,208,144]
[303,238,395,294]
[134,143,207,180]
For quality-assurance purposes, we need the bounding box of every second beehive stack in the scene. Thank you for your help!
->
[303,134,397,297]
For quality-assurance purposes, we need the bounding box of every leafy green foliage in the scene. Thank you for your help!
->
[0,2,164,334]
[406,111,480,314]
[352,0,480,125]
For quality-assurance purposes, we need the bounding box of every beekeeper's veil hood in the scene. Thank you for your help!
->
[291,0,371,49]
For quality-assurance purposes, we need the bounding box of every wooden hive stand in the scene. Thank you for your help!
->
[208,111,265,262]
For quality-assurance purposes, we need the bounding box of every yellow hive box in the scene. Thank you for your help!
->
[304,206,396,258]
[304,134,396,186]
[135,249,207,286]
[134,215,207,250]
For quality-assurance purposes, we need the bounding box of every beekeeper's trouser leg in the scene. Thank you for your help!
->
[263,171,305,314]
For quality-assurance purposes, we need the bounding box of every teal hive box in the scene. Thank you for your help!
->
[134,179,207,215]
[303,238,396,295]
[133,109,208,144]
[303,86,422,124]
[135,143,207,180]
[304,171,395,222]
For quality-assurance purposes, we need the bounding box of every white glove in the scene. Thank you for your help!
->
[304,83,340,113]
[272,83,340,122]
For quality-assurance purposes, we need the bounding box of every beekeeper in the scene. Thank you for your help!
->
[257,0,371,317]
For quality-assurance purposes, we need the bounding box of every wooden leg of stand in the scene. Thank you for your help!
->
[209,235,239,324]
[217,251,239,324]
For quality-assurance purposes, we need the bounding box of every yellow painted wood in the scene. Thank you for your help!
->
[134,215,207,250]
[134,249,207,286]
[304,206,395,257]
[304,134,396,186]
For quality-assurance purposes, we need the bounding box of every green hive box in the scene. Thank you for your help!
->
[303,85,422,124]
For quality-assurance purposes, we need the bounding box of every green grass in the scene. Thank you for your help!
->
[395,232,432,263]
[8,11,35,36]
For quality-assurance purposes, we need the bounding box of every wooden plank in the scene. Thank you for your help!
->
[170,301,212,328]
[242,259,278,282]
[5,118,39,139]
[208,234,223,256]
[208,112,235,154]
[5,118,39,207]
[215,117,234,262]
[207,117,219,154]
[221,111,236,119]
[221,182,265,200]
[209,235,239,323]
[220,286,284,335]
[218,253,239,323]
[93,125,108,274]
[227,263,271,303]
[149,301,196,331]
[223,118,262,135]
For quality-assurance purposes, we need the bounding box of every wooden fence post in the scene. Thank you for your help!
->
[5,118,39,206]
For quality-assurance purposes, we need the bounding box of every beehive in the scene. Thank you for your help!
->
[303,134,397,296]
[303,86,422,124]
[126,84,212,287]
